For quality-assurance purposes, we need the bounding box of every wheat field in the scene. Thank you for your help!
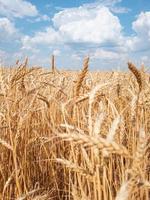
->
[0,57,149,200]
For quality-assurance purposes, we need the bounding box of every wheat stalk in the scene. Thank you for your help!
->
[51,54,55,73]
[128,62,142,92]
[75,57,89,96]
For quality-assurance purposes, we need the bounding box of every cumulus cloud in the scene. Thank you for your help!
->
[0,17,16,34]
[53,49,61,56]
[0,17,18,39]
[132,12,150,36]
[92,49,120,59]
[22,5,123,50]
[19,3,129,68]
[2,1,148,69]
[126,12,150,51]
[21,27,61,50]
[0,0,38,18]
[53,6,123,44]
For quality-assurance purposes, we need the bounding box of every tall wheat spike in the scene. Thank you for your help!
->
[128,62,142,92]
[75,57,89,96]
[51,54,55,73]
[24,57,28,68]
[16,59,19,65]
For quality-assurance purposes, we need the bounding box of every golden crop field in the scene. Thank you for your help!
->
[0,57,149,200]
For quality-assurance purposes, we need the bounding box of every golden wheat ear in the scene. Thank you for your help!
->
[75,57,89,96]
[128,62,142,92]
[24,57,28,67]
[51,54,55,73]
[16,59,19,65]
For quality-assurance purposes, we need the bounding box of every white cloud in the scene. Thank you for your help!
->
[34,14,50,22]
[92,49,120,59]
[19,4,127,68]
[53,49,60,56]
[0,0,38,18]
[99,0,122,5]
[27,14,51,23]
[0,17,16,34]
[71,53,81,61]
[82,0,122,8]
[132,12,150,36]
[0,17,18,39]
[21,27,61,50]
[2,2,149,69]
[126,12,150,51]
[111,6,130,14]
[22,5,123,50]
[53,6,123,44]
[141,55,148,62]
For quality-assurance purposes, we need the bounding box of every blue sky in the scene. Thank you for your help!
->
[0,0,150,70]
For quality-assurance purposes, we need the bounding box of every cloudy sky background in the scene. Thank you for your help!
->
[0,0,150,70]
